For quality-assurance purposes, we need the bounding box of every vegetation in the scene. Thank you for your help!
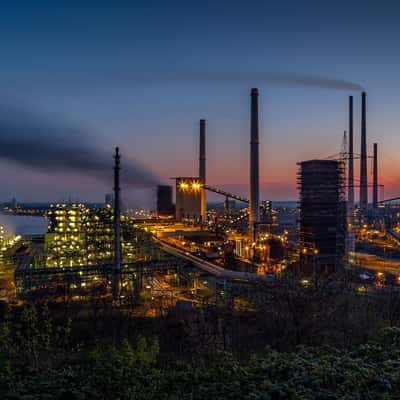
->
[2,274,400,399]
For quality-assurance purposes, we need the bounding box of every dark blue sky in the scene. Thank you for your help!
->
[1,0,399,204]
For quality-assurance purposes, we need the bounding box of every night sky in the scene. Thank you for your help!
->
[1,1,399,205]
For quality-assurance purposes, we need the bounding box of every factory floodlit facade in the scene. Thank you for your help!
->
[45,203,149,268]
[175,177,202,222]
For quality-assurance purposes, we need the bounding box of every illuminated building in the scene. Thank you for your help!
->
[45,204,87,267]
[45,204,148,267]
[86,207,113,265]
[175,177,202,222]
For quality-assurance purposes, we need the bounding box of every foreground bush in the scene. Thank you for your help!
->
[1,326,400,399]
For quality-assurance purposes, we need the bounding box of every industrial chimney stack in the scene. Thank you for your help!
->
[373,143,378,208]
[348,96,354,213]
[347,96,355,260]
[113,147,121,299]
[359,91,368,214]
[199,119,206,222]
[249,88,260,239]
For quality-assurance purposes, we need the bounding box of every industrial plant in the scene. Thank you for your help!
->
[4,3,400,399]
[1,85,400,400]
[0,86,398,310]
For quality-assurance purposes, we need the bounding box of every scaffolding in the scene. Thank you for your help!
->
[298,160,346,273]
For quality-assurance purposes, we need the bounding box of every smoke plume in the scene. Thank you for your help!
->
[106,68,364,91]
[0,104,159,186]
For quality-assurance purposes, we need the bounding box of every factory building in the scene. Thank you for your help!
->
[298,160,346,274]
[45,203,146,267]
[45,204,88,267]
[86,207,114,265]
[157,185,174,217]
[175,177,202,222]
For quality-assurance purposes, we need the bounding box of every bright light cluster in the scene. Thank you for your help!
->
[179,180,202,192]
[0,229,21,255]
[45,204,151,268]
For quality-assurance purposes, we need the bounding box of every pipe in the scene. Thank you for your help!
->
[359,91,368,213]
[249,88,260,239]
[113,147,121,299]
[199,119,206,222]
[373,142,378,208]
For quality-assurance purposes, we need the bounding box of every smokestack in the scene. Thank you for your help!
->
[113,147,121,299]
[348,96,354,212]
[373,142,378,208]
[346,96,356,260]
[359,91,368,214]
[249,88,260,239]
[199,119,206,222]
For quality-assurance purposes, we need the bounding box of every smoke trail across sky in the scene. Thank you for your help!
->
[0,104,160,186]
[0,67,363,196]
[102,68,364,91]
[17,67,364,92]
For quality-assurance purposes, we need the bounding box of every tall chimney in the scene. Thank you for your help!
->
[199,119,206,222]
[113,147,121,299]
[249,88,260,239]
[359,91,368,214]
[348,96,354,212]
[373,142,378,208]
[347,96,355,260]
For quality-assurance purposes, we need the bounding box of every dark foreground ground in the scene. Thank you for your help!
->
[2,274,400,399]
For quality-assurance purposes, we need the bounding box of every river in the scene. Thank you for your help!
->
[0,214,48,237]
